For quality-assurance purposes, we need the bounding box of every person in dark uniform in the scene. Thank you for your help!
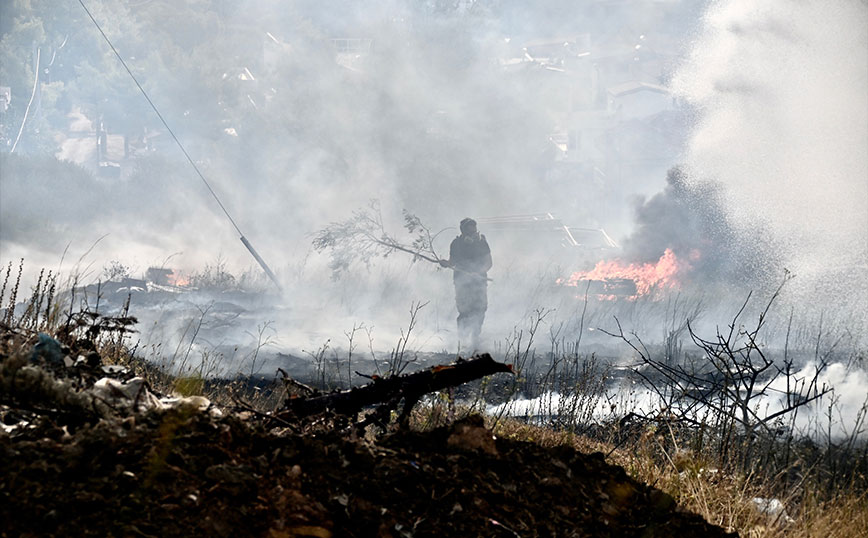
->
[439,218,492,350]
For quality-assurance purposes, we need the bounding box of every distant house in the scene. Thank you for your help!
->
[588,26,681,103]
[263,31,373,73]
[606,81,673,119]
[522,35,592,69]
[504,27,681,170]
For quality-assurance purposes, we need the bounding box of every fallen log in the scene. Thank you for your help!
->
[278,353,513,424]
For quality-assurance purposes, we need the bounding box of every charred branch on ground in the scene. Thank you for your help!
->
[279,353,514,428]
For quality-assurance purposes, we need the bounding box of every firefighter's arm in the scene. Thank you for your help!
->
[481,236,493,272]
[440,238,458,268]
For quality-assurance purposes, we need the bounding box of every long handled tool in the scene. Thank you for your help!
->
[372,239,492,282]
[78,0,282,292]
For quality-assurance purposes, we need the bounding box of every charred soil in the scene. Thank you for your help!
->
[1,330,735,537]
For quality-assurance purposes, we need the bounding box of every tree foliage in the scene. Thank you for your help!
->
[312,199,446,280]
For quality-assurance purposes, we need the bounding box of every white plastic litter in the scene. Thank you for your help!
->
[751,497,795,526]
[91,377,221,416]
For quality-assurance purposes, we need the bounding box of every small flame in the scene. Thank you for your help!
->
[561,248,691,298]
[167,271,190,287]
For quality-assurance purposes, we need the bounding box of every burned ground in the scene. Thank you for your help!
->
[1,329,735,537]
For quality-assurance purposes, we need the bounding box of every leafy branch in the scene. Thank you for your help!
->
[312,200,446,279]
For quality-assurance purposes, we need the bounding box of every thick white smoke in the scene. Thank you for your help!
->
[670,0,868,326]
[491,361,868,441]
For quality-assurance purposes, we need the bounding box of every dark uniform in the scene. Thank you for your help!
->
[444,219,492,349]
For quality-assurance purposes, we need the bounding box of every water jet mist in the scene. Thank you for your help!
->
[670,0,868,327]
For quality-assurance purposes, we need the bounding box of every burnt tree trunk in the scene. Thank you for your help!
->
[279,354,513,423]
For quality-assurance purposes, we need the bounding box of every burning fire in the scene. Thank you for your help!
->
[561,248,693,298]
[167,271,190,287]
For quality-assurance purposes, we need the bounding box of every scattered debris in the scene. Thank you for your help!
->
[1,327,737,536]
[751,497,795,527]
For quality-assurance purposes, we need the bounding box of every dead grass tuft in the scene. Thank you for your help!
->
[487,416,868,538]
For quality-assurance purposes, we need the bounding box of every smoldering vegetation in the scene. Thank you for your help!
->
[3,251,867,529]
[1,1,867,522]
[2,0,863,334]
[622,166,778,289]
[0,0,703,277]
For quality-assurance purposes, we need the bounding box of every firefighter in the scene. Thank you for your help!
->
[440,218,492,350]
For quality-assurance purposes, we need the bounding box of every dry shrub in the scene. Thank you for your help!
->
[489,416,868,538]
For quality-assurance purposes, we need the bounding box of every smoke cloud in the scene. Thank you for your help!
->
[1,0,865,358]
[621,165,777,288]
[668,0,868,327]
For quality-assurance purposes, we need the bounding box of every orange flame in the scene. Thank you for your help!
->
[561,248,691,297]
[167,271,190,287]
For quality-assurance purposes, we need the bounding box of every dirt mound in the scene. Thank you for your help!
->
[1,332,736,537]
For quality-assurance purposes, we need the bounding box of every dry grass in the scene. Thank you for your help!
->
[5,263,866,536]
[490,417,868,538]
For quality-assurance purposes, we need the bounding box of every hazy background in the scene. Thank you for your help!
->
[1,0,865,363]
